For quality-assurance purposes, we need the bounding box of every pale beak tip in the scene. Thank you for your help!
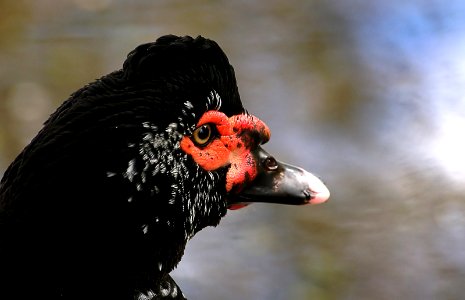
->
[308,186,330,205]
[304,170,330,205]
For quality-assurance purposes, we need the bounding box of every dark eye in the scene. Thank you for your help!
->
[192,124,215,147]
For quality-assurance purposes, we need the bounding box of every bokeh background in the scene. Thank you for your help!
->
[1,1,465,299]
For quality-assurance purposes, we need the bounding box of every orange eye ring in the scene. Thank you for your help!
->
[192,124,214,147]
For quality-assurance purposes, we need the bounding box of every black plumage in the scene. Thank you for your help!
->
[0,35,330,299]
[0,35,240,299]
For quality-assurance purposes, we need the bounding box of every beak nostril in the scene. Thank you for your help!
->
[263,156,278,171]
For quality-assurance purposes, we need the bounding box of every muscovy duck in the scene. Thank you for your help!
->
[0,35,329,299]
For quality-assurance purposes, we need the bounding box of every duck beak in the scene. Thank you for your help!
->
[228,147,330,210]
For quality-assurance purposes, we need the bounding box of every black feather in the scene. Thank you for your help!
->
[0,35,242,299]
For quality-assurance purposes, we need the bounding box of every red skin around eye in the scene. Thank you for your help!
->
[180,111,270,192]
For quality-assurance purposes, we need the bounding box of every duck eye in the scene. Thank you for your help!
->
[192,124,214,147]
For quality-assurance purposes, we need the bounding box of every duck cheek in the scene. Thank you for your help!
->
[180,137,230,171]
[225,151,258,193]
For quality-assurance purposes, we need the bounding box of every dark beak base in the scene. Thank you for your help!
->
[227,147,330,209]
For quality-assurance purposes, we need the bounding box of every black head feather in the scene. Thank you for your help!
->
[0,35,244,299]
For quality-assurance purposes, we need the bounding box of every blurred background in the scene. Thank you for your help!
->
[1,0,465,299]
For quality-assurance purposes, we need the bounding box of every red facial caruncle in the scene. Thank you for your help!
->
[180,110,270,194]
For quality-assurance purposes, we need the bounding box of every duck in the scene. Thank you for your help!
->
[0,35,329,299]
